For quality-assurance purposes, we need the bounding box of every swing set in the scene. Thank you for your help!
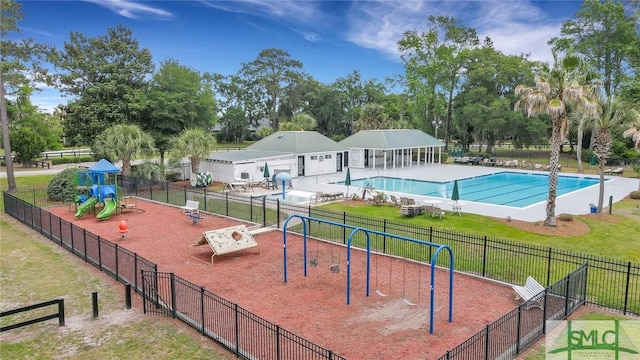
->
[282,214,454,334]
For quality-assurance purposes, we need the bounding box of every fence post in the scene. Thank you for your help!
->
[183,185,187,207]
[142,270,147,314]
[166,182,169,204]
[542,290,548,334]
[83,228,88,263]
[200,287,205,335]
[250,196,253,222]
[484,324,490,360]
[277,200,280,228]
[276,325,281,360]
[92,292,99,319]
[343,212,347,245]
[58,299,65,326]
[204,188,208,212]
[546,247,552,286]
[149,180,153,200]
[70,222,75,253]
[383,219,387,253]
[170,273,176,318]
[125,283,132,310]
[516,305,522,355]
[234,303,240,356]
[622,262,631,315]
[262,197,266,227]
[225,192,229,216]
[115,243,119,279]
[564,273,571,317]
[134,253,138,291]
[482,236,487,277]
[97,237,102,271]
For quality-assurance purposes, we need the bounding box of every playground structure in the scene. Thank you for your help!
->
[282,214,454,334]
[74,159,121,220]
[188,225,261,264]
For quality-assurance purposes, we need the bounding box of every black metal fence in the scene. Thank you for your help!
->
[115,179,639,316]
[9,183,638,316]
[2,191,347,360]
[141,271,346,360]
[437,263,588,360]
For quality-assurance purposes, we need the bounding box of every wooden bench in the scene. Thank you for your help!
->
[512,276,545,309]
[33,161,50,169]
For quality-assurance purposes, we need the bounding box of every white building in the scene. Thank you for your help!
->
[201,131,347,183]
[340,129,446,169]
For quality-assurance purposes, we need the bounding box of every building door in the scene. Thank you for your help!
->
[344,151,349,167]
[364,149,369,167]
[336,153,342,172]
[297,156,305,176]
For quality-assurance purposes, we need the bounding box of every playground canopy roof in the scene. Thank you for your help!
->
[88,159,120,173]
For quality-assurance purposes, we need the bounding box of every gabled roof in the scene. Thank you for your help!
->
[88,158,120,173]
[339,129,445,149]
[207,150,294,163]
[247,131,344,154]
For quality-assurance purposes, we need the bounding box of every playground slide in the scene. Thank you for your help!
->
[75,196,98,218]
[97,199,117,220]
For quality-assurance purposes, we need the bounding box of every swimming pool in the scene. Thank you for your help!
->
[338,172,602,208]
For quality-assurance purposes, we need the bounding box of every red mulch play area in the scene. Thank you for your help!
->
[49,199,518,360]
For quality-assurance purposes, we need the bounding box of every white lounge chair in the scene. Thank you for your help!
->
[512,276,545,309]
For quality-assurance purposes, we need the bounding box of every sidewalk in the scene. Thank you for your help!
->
[1,162,97,178]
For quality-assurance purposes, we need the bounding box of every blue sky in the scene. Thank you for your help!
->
[17,0,582,113]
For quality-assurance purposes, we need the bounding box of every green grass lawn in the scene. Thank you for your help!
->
[319,199,640,263]
[0,217,235,360]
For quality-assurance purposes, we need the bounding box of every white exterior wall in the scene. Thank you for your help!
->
[347,149,364,168]
[200,157,297,184]
[302,152,340,176]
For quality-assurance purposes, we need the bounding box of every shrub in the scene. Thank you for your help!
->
[51,155,95,165]
[630,191,640,200]
[557,213,574,221]
[47,168,80,202]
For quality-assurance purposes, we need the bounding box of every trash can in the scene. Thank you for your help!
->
[589,205,597,213]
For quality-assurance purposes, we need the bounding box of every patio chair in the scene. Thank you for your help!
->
[400,197,409,205]
[512,276,545,310]
[389,195,401,207]
[610,167,624,175]
[407,198,416,205]
[311,192,325,202]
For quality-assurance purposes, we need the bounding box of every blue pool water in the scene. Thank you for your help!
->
[338,172,601,207]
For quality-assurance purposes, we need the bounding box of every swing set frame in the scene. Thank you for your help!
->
[282,214,454,334]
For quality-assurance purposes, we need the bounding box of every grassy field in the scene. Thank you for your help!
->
[320,199,640,263]
[0,216,235,359]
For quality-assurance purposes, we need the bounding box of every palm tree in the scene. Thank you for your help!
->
[94,124,156,177]
[171,128,215,175]
[592,99,640,212]
[515,53,600,226]
[623,126,640,191]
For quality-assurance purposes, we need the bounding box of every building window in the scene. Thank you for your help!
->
[325,154,332,159]
[310,156,318,160]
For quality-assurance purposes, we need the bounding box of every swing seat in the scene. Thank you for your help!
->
[330,264,340,273]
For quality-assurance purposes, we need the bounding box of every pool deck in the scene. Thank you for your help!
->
[290,164,638,222]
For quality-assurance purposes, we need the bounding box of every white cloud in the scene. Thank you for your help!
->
[343,0,565,65]
[199,0,322,23]
[84,0,173,19]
